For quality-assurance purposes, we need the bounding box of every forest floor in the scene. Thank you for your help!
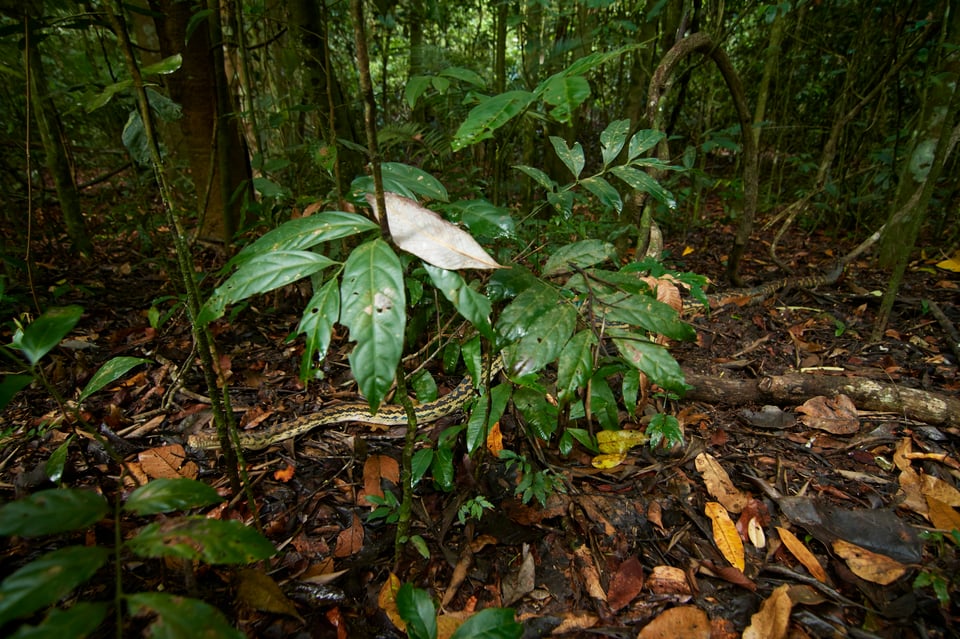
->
[2,206,959,638]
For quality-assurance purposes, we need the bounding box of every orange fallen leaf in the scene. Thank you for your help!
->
[636,605,710,639]
[832,539,906,585]
[273,463,295,482]
[377,573,404,631]
[925,495,960,537]
[776,526,828,583]
[486,421,504,455]
[607,556,644,612]
[742,583,791,639]
[334,513,364,558]
[705,501,745,571]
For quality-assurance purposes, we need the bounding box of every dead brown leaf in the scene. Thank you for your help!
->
[236,567,303,621]
[796,395,859,435]
[573,544,607,601]
[636,605,710,639]
[334,513,364,558]
[606,556,644,612]
[138,444,197,480]
[646,565,692,597]
[696,453,750,513]
[832,539,907,585]
[362,454,399,505]
[925,495,960,537]
[378,573,405,632]
[742,583,791,639]
[921,473,960,506]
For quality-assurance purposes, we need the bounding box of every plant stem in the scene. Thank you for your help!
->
[392,360,419,568]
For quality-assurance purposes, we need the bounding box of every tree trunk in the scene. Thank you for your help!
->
[26,19,92,255]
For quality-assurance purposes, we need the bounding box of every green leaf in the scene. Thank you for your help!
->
[0,489,108,537]
[297,277,340,381]
[446,199,516,241]
[382,162,449,201]
[141,54,182,76]
[0,546,110,627]
[549,137,585,179]
[557,330,597,403]
[411,448,433,487]
[609,165,676,209]
[542,240,617,277]
[627,129,665,160]
[450,607,522,639]
[8,601,108,639]
[507,304,576,377]
[647,413,684,449]
[589,376,619,430]
[44,437,72,484]
[513,387,559,440]
[406,75,433,108]
[0,374,33,412]
[580,176,623,213]
[600,119,631,166]
[424,265,494,341]
[11,306,83,366]
[340,240,405,412]
[252,177,287,199]
[541,75,591,123]
[124,478,222,516]
[126,592,244,639]
[410,369,438,403]
[452,90,535,151]
[439,66,486,86]
[396,583,437,639]
[431,441,455,492]
[600,292,695,341]
[513,165,557,192]
[78,356,150,403]
[547,189,574,218]
[184,8,212,43]
[86,79,132,112]
[466,382,512,455]
[612,337,688,394]
[230,211,377,268]
[199,251,336,325]
[495,283,559,347]
[127,517,275,564]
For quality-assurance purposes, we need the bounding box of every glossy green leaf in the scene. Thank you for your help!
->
[8,601,108,639]
[252,177,287,199]
[297,277,340,380]
[439,66,486,86]
[85,79,131,112]
[126,592,244,639]
[231,211,376,267]
[542,240,617,277]
[622,368,641,417]
[446,199,516,241]
[396,583,436,639]
[424,264,494,341]
[557,330,597,403]
[44,437,72,484]
[648,413,684,449]
[508,304,576,377]
[541,75,591,123]
[589,376,619,430]
[0,374,33,412]
[124,478,222,516]
[513,165,556,192]
[557,45,633,78]
[452,91,535,151]
[127,517,275,564]
[580,176,623,213]
[141,54,182,76]
[513,386,559,441]
[466,382,512,455]
[411,448,433,487]
[600,293,695,341]
[549,136,585,179]
[495,283,559,347]
[405,75,433,108]
[12,306,83,366]
[612,337,688,394]
[78,356,150,403]
[0,489,108,537]
[450,607,522,639]
[382,162,449,201]
[340,240,405,412]
[600,119,631,166]
[0,546,109,627]
[200,251,336,325]
[546,189,574,218]
[609,165,676,209]
[431,441,455,492]
[627,129,665,160]
[410,369,438,403]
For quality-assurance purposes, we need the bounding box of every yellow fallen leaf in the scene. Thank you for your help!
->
[921,473,960,507]
[832,539,906,585]
[591,452,628,469]
[596,429,649,454]
[378,573,405,631]
[935,256,960,272]
[776,526,828,583]
[925,495,960,538]
[705,501,745,571]
[742,583,791,639]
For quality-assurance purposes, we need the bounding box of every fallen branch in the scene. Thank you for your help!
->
[683,370,960,428]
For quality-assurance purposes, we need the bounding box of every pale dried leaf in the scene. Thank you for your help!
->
[368,192,501,270]
[925,495,960,534]
[832,539,907,585]
[747,517,766,549]
[646,565,691,597]
[898,466,929,516]
[636,605,710,639]
[696,453,749,513]
[378,573,405,632]
[138,444,197,480]
[921,473,960,507]
[776,526,828,583]
[573,544,607,601]
[705,502,745,571]
[796,394,859,434]
[742,583,791,639]
[502,543,536,606]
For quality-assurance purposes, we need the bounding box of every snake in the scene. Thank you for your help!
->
[185,272,838,451]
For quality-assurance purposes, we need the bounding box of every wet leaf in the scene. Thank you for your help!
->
[124,478,222,516]
[396,582,436,639]
[12,306,83,366]
[128,518,275,564]
[127,592,243,639]
[78,356,151,402]
[705,502,745,572]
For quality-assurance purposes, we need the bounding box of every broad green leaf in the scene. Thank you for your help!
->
[547,189,574,218]
[609,165,676,209]
[612,337,688,393]
[495,283,560,347]
[44,437,71,484]
[0,374,33,412]
[557,330,597,403]
[445,199,516,241]
[410,369,438,403]
[8,601,108,639]
[600,293,695,341]
[127,593,244,639]
[424,264,494,341]
[231,210,375,267]
[411,448,433,487]
[439,66,486,86]
[297,277,340,380]
[508,304,576,376]
[486,265,540,303]
[252,177,287,199]
[124,478,222,516]
[627,129,665,160]
[78,356,150,402]
[185,8,212,43]
[580,176,623,213]
[340,240,405,412]
[405,75,433,108]
[12,306,83,366]
[0,546,110,627]
[86,79,132,112]
[382,162,449,201]
[541,74,591,123]
[542,240,617,277]
[396,583,436,639]
[589,376,620,430]
[452,90,535,151]
[622,368,641,416]
[432,440,455,492]
[648,413,684,449]
[460,335,482,384]
[549,136,585,179]
[601,119,631,166]
[466,382,511,455]
[513,165,556,192]
[141,54,182,76]
[0,489,108,537]
[513,386,559,440]
[431,76,451,93]
[557,45,634,78]
[127,518,275,564]
[200,251,336,325]
[450,607,522,639]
